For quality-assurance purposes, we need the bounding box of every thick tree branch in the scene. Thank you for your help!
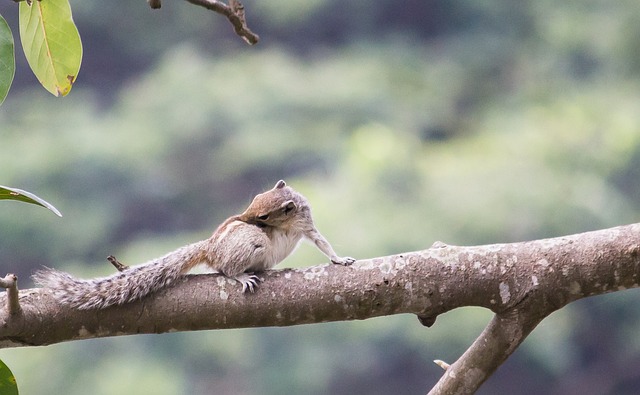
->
[0,223,638,394]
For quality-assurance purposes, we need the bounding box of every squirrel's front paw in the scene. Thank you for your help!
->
[331,256,356,266]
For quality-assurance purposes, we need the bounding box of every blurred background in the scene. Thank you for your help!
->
[1,0,640,394]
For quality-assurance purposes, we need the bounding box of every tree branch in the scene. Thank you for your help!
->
[1,223,639,393]
[10,0,260,45]
[429,311,545,394]
[183,0,259,45]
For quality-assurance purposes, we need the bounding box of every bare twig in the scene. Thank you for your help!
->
[0,274,21,316]
[184,0,259,45]
[433,360,450,370]
[107,255,129,272]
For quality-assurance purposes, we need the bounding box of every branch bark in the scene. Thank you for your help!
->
[1,223,639,394]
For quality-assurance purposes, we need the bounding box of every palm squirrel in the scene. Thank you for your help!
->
[33,180,355,309]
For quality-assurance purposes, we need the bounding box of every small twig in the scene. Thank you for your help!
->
[229,0,246,28]
[433,360,450,370]
[0,274,21,316]
[184,0,259,45]
[428,312,545,394]
[107,255,130,272]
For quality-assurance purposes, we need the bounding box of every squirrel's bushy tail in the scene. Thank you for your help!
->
[33,242,206,309]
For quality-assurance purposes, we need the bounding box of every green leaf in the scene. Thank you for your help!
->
[0,185,62,217]
[0,359,18,395]
[0,14,15,106]
[19,0,82,97]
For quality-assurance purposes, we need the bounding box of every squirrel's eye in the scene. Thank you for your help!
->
[257,214,269,221]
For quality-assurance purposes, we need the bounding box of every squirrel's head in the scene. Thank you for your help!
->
[241,180,302,227]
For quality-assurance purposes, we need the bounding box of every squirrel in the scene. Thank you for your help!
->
[33,180,355,309]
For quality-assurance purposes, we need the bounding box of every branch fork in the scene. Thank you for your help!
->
[1,223,639,394]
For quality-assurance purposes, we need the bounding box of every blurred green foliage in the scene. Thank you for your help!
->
[1,0,640,394]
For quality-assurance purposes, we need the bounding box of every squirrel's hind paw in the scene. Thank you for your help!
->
[234,273,262,293]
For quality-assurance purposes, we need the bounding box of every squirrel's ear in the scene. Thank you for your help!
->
[275,180,286,189]
[282,200,296,214]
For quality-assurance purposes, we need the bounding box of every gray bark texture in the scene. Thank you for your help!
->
[1,223,639,394]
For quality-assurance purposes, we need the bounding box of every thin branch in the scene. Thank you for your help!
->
[428,311,546,394]
[433,360,450,370]
[10,0,259,45]
[0,274,21,316]
[184,0,259,45]
[107,255,129,272]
